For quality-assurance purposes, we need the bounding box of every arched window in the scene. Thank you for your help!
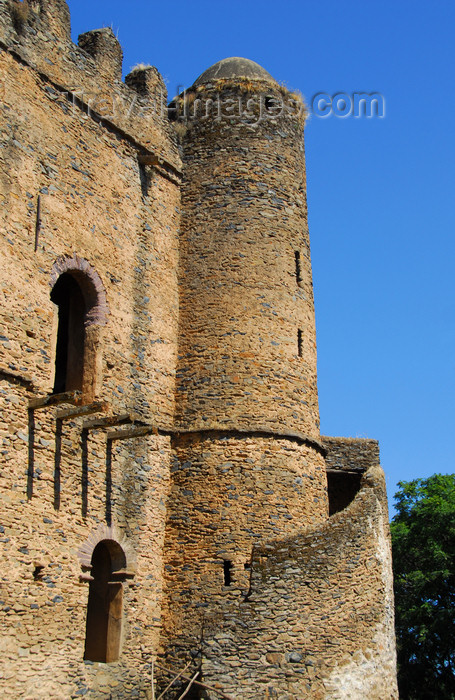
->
[49,256,109,401]
[51,273,86,394]
[84,539,126,663]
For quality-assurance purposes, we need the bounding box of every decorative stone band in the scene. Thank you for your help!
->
[84,420,326,454]
[49,254,109,326]
[74,420,327,454]
[77,522,137,574]
[171,426,326,455]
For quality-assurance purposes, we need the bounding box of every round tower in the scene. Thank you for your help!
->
[174,57,320,438]
[163,58,329,664]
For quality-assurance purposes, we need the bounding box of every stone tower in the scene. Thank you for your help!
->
[163,57,329,657]
[160,59,397,698]
[0,2,397,698]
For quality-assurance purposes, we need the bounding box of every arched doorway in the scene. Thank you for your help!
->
[84,539,126,663]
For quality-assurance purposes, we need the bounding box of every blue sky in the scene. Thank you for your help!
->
[67,0,455,513]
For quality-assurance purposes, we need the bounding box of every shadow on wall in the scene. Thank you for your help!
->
[327,471,362,516]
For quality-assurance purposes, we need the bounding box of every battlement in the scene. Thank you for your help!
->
[322,435,380,473]
[0,0,181,171]
[322,436,383,516]
[78,26,123,81]
[5,0,71,42]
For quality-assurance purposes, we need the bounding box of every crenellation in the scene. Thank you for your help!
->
[125,64,167,102]
[29,0,71,42]
[0,8,397,697]
[323,436,380,473]
[0,1,181,170]
[78,27,123,82]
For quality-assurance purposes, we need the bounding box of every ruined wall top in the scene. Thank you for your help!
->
[0,0,181,171]
[323,435,380,473]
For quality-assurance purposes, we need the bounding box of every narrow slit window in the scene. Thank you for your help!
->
[298,329,303,357]
[295,251,302,285]
[33,565,44,581]
[138,161,150,198]
[265,95,275,112]
[223,560,233,586]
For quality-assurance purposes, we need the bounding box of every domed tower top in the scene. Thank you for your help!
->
[193,57,277,86]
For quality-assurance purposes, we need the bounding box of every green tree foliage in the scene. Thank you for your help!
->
[391,474,455,699]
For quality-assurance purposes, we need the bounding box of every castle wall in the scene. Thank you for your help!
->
[0,4,397,698]
[0,388,171,697]
[0,0,181,167]
[0,2,180,696]
[0,44,180,421]
[161,433,328,665]
[323,436,381,473]
[195,465,397,700]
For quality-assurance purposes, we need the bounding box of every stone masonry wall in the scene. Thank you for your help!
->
[160,433,328,669]
[323,437,382,515]
[194,465,397,700]
[0,0,180,168]
[0,1,180,696]
[159,73,333,688]
[0,385,171,698]
[323,436,380,473]
[0,43,180,421]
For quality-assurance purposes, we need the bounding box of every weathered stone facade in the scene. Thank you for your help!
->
[0,2,397,698]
